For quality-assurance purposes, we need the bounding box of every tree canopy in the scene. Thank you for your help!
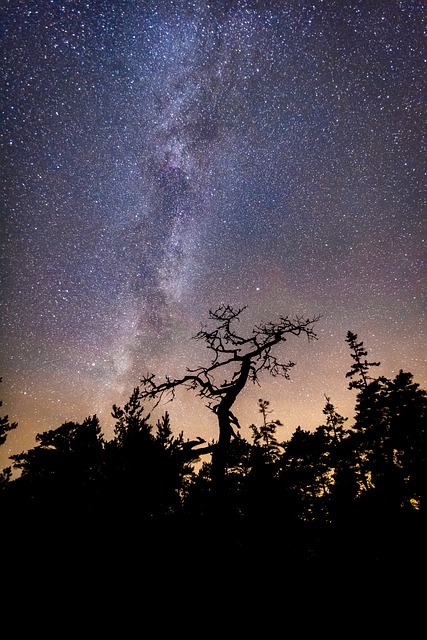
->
[1,314,426,583]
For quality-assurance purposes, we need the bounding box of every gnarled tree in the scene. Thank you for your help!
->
[139,305,320,501]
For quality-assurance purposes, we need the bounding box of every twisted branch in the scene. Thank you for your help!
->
[139,305,320,414]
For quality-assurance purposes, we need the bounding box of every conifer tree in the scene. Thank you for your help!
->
[345,331,380,390]
[250,398,283,463]
[0,378,17,448]
[0,379,17,487]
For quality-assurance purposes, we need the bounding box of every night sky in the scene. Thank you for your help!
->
[1,0,426,468]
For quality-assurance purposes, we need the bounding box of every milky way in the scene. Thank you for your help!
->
[1,0,426,466]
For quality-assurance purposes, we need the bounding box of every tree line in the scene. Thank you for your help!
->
[1,307,426,574]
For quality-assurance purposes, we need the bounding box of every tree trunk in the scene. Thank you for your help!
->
[211,358,251,510]
[211,406,233,507]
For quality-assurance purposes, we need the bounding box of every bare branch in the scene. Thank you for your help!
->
[139,308,320,415]
[138,306,320,488]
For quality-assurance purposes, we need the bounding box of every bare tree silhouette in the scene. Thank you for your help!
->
[139,305,320,501]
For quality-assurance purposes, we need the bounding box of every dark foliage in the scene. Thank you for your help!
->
[0,378,17,489]
[1,326,426,589]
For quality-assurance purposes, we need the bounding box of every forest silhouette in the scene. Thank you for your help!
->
[1,307,426,589]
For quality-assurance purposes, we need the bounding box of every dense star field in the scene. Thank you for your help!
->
[1,0,426,468]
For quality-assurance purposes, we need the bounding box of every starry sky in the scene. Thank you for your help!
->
[1,0,426,468]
